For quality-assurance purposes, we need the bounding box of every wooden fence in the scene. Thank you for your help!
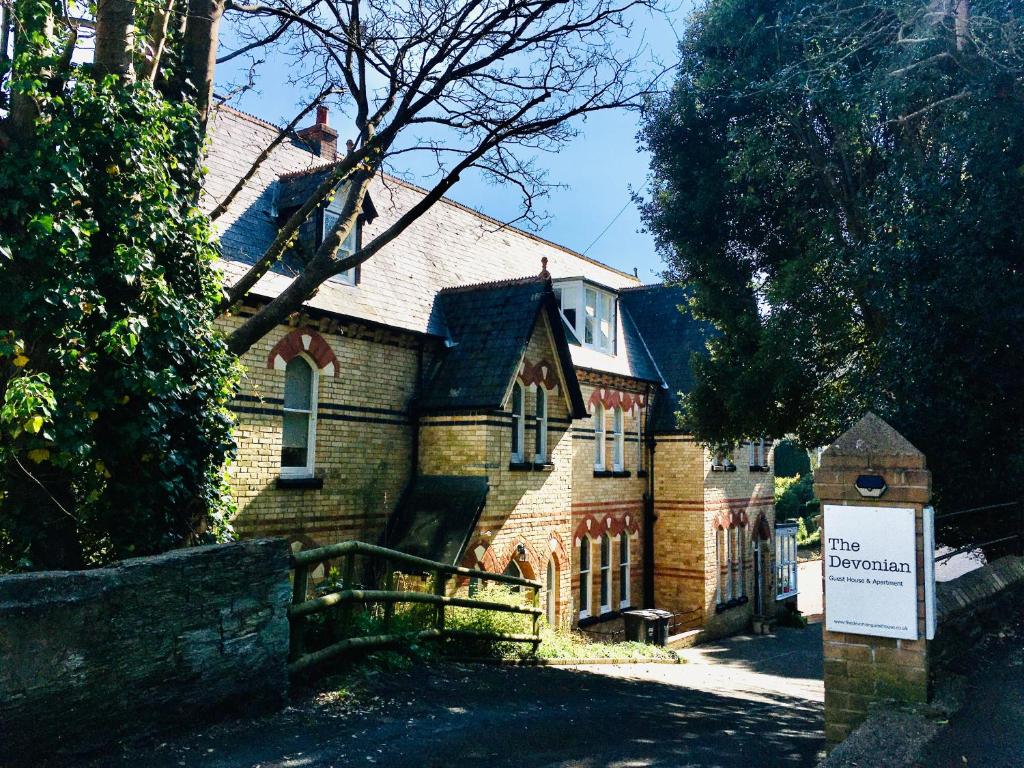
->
[288,540,542,674]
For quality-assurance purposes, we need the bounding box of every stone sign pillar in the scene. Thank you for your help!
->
[814,413,932,745]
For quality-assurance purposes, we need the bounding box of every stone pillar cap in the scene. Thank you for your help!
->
[822,412,924,465]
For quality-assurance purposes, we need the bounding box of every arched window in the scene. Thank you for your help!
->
[545,558,557,626]
[510,382,525,463]
[281,355,317,477]
[593,404,605,471]
[618,532,631,608]
[599,533,611,613]
[578,537,591,619]
[534,387,548,463]
[503,558,523,593]
[612,406,624,471]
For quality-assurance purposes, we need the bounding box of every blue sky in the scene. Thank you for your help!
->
[216,4,694,282]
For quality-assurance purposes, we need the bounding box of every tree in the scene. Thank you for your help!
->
[640,0,1024,516]
[0,0,657,568]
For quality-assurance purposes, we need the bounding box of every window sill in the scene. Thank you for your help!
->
[747,465,771,473]
[636,470,648,478]
[509,461,555,472]
[714,595,749,614]
[578,609,621,628]
[276,476,324,490]
[593,470,632,479]
[711,465,738,473]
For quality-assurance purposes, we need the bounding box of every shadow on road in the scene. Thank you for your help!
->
[76,649,824,768]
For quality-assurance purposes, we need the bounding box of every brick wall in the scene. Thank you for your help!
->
[650,437,776,637]
[0,540,290,765]
[701,442,775,638]
[570,376,648,624]
[221,311,424,557]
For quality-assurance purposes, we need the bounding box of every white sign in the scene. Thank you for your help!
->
[824,504,919,640]
[923,506,936,640]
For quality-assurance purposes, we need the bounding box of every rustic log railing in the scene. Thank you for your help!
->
[288,540,542,674]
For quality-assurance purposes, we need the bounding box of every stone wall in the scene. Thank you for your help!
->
[0,540,291,765]
[932,555,1024,676]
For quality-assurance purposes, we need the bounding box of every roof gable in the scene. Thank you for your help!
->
[418,278,586,417]
[618,284,713,433]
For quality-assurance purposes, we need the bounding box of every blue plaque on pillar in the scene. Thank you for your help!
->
[855,474,887,498]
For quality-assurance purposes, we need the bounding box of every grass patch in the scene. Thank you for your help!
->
[301,577,679,666]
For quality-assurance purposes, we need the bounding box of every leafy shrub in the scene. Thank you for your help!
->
[775,473,817,521]
[445,582,533,658]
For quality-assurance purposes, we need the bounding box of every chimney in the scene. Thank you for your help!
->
[297,105,339,161]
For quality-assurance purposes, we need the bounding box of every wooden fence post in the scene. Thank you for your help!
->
[340,551,356,631]
[289,563,309,661]
[434,568,446,635]
[382,560,394,631]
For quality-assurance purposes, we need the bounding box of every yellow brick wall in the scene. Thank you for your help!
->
[651,437,707,629]
[220,311,422,551]
[569,376,648,622]
[701,441,776,638]
[420,315,577,629]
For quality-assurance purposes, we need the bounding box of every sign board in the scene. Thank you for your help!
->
[923,506,936,640]
[824,504,919,640]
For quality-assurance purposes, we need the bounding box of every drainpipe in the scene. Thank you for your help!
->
[642,383,656,608]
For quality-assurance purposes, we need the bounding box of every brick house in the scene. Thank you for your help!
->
[205,105,778,638]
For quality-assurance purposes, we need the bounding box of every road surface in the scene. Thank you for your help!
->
[79,626,825,768]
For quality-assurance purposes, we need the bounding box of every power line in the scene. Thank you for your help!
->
[582,199,632,256]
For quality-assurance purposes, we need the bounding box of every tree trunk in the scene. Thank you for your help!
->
[173,0,224,125]
[8,0,54,143]
[94,0,137,80]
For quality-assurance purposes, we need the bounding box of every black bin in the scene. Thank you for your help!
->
[622,609,672,646]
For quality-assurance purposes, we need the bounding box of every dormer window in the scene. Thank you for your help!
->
[553,279,617,355]
[322,192,358,285]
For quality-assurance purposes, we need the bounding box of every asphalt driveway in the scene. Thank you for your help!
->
[80,625,824,768]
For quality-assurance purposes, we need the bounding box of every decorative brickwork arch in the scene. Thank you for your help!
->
[712,508,751,530]
[573,513,639,546]
[267,329,339,376]
[546,531,567,566]
[493,539,542,582]
[519,357,561,391]
[587,388,647,414]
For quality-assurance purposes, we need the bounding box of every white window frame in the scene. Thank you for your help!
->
[553,279,617,355]
[322,192,358,285]
[736,526,745,598]
[776,523,799,600]
[280,354,319,479]
[618,531,631,608]
[579,537,592,619]
[715,528,725,605]
[612,406,625,471]
[534,387,548,463]
[546,558,557,626]
[636,408,644,473]
[599,533,612,613]
[593,403,606,471]
[748,438,767,468]
[510,381,525,463]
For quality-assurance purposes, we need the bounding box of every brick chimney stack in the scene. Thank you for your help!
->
[297,105,339,161]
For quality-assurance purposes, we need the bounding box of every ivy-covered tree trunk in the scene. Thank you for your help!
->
[0,0,235,570]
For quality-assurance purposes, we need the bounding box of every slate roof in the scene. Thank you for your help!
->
[276,164,378,222]
[384,475,490,565]
[419,278,588,417]
[203,106,658,382]
[618,284,712,433]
